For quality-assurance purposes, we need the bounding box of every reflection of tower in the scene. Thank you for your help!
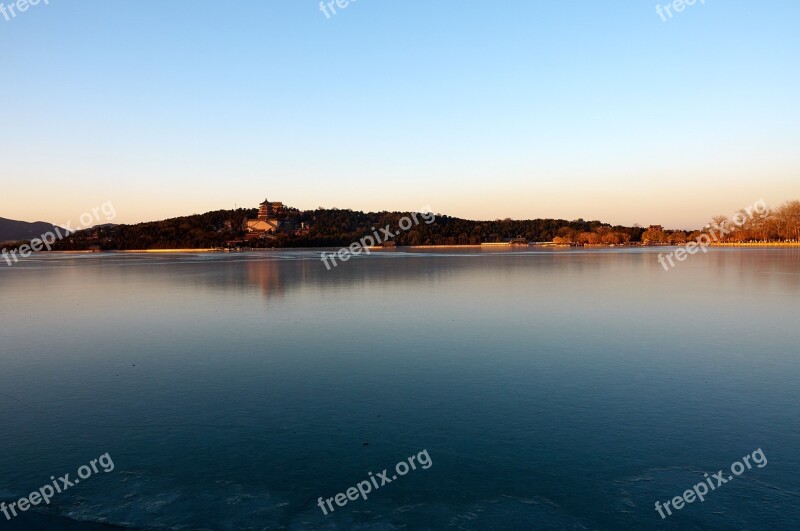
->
[245,257,312,301]
[246,260,284,300]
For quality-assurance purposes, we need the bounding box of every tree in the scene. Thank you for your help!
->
[641,228,665,244]
[776,201,800,240]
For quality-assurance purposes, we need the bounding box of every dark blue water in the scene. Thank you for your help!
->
[1,248,798,529]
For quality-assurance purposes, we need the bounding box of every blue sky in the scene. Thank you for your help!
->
[1,0,799,228]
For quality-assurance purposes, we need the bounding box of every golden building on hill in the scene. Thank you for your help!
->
[246,198,282,234]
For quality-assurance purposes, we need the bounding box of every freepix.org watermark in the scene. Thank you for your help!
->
[320,206,435,270]
[1,453,115,522]
[2,201,116,266]
[656,0,705,22]
[658,198,769,271]
[317,449,432,516]
[1,0,48,23]
[319,0,357,19]
[654,448,767,520]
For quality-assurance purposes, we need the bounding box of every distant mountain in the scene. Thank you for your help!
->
[0,217,63,243]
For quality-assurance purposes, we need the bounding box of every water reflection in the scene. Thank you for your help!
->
[0,248,799,530]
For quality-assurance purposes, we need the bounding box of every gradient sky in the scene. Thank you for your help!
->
[1,1,799,229]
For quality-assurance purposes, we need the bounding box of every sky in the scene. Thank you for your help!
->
[1,0,799,230]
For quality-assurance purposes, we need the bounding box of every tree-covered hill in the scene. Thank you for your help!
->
[22,199,800,251]
[49,206,644,250]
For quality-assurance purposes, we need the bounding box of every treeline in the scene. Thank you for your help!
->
[284,209,645,247]
[52,209,257,251]
[49,207,644,250]
[43,200,800,251]
[639,200,800,244]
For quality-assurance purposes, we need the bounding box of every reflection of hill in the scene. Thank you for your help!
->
[21,249,797,305]
[235,248,800,301]
[241,250,592,301]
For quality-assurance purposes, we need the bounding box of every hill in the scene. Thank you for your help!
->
[0,217,63,243]
[12,199,800,251]
[46,207,645,250]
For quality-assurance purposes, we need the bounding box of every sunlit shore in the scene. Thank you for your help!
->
[709,242,800,247]
[31,242,800,256]
[117,248,222,253]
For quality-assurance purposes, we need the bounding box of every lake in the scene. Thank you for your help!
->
[1,248,798,530]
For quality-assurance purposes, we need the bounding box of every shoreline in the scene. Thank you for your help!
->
[115,248,223,253]
[21,242,800,257]
[709,242,800,247]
